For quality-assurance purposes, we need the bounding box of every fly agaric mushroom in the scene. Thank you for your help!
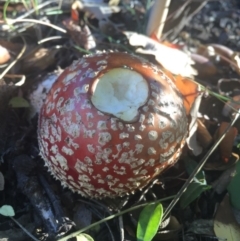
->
[38,52,188,198]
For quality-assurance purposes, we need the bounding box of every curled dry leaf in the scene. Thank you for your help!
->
[215,122,238,163]
[124,31,197,77]
[196,119,213,149]
[62,19,96,50]
[0,45,11,65]
[62,1,96,50]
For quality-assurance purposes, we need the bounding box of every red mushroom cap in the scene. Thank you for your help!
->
[38,52,188,198]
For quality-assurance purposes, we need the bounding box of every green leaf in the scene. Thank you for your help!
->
[180,182,211,209]
[76,233,94,241]
[180,157,212,209]
[0,205,15,217]
[9,97,30,108]
[137,203,163,241]
[184,158,206,184]
[227,161,240,210]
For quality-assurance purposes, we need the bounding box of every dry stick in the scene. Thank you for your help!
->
[146,0,171,39]
[162,109,240,220]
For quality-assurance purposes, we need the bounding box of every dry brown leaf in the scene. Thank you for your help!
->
[62,18,96,50]
[190,53,217,76]
[197,119,213,148]
[214,194,240,241]
[62,1,96,50]
[215,122,238,163]
[208,44,234,63]
[202,44,240,74]
[124,31,197,77]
